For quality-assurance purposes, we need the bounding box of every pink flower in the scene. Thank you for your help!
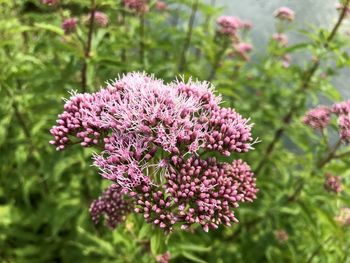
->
[303,106,331,129]
[272,33,288,46]
[324,173,342,194]
[332,100,350,116]
[155,1,167,11]
[88,11,109,27]
[234,42,253,60]
[61,18,78,34]
[51,72,258,232]
[217,16,243,37]
[274,7,295,21]
[338,114,350,143]
[123,0,149,14]
[156,252,171,263]
[281,54,291,68]
[42,0,59,5]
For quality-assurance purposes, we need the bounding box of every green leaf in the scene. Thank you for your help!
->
[34,23,64,35]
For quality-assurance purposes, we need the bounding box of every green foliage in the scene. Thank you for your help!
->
[1,0,350,262]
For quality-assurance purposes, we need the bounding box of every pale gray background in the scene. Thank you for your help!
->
[214,0,350,99]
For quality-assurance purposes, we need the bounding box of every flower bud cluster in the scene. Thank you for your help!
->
[123,0,149,14]
[324,173,342,194]
[51,72,257,231]
[304,100,350,144]
[89,185,132,228]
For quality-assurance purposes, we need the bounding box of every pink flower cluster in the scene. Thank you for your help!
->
[123,0,149,14]
[233,42,253,61]
[304,100,350,144]
[216,16,253,61]
[61,18,78,35]
[89,185,132,228]
[324,173,342,194]
[156,252,171,263]
[51,72,258,232]
[272,33,289,46]
[274,7,295,21]
[303,106,331,129]
[87,11,109,27]
[216,16,251,37]
[155,1,167,11]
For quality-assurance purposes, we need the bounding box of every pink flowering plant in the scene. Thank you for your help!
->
[50,72,258,234]
[2,0,350,262]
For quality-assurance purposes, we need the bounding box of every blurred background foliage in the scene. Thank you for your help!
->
[1,0,350,262]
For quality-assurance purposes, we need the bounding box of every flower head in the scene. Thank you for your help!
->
[87,11,109,27]
[123,0,149,14]
[303,106,331,129]
[89,185,132,228]
[61,18,78,34]
[324,173,342,194]
[272,33,288,46]
[233,42,253,61]
[332,100,350,116]
[155,1,167,11]
[216,16,251,38]
[51,72,258,232]
[338,114,350,143]
[274,7,295,21]
[156,252,171,263]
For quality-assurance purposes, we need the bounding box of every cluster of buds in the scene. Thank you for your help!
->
[89,185,133,228]
[216,16,253,61]
[61,11,109,35]
[303,106,331,129]
[324,173,342,194]
[304,100,350,144]
[155,1,167,11]
[123,0,149,14]
[272,33,289,47]
[156,252,171,263]
[51,72,258,232]
[61,18,78,35]
[86,11,109,27]
[274,7,295,21]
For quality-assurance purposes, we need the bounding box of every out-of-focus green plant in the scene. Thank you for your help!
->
[1,0,350,262]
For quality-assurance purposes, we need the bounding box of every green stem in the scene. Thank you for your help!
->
[178,0,199,73]
[139,13,145,65]
[208,41,229,81]
[81,0,96,93]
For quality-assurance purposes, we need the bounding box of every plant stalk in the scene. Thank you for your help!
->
[139,13,145,65]
[178,0,199,73]
[81,0,96,93]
